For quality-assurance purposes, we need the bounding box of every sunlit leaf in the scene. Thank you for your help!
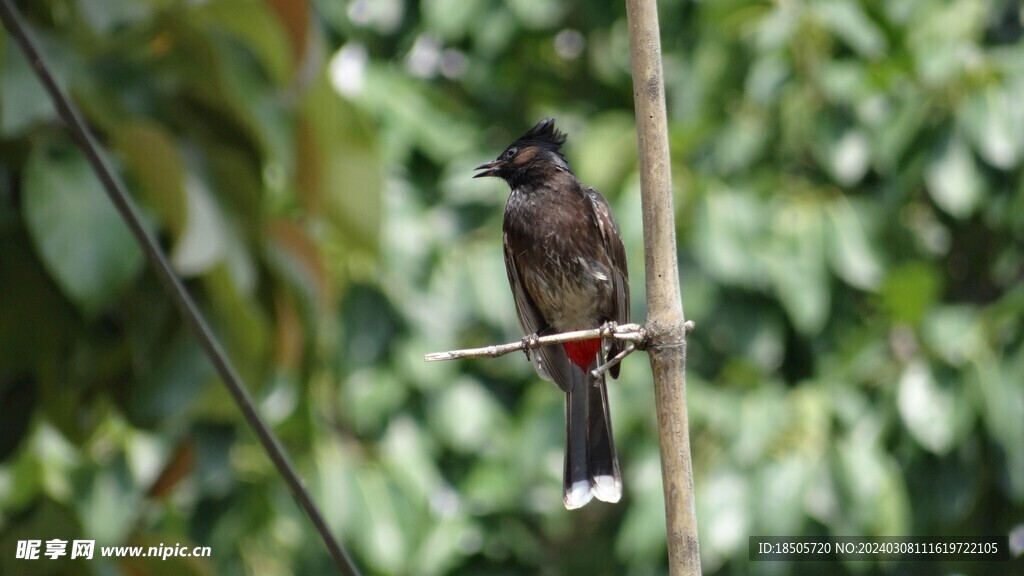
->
[897,360,973,455]
[80,456,136,545]
[696,470,751,572]
[171,174,229,276]
[925,133,984,219]
[825,199,883,290]
[921,306,982,367]
[835,435,910,535]
[959,80,1024,169]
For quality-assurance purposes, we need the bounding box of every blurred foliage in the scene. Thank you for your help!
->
[1,0,1023,575]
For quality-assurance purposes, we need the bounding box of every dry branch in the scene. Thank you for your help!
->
[424,323,647,362]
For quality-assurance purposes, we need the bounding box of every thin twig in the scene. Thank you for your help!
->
[0,4,361,575]
[591,342,637,380]
[424,323,647,362]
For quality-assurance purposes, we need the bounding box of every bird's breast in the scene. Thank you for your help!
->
[505,187,614,331]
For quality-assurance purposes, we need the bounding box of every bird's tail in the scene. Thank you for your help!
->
[563,364,622,509]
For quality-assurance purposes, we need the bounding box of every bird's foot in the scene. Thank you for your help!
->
[521,332,540,359]
[599,321,618,340]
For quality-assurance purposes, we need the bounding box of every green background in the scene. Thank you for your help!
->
[1,0,1022,574]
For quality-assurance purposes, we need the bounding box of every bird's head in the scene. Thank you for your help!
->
[474,118,570,185]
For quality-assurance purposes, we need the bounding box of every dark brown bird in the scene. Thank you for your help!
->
[474,118,629,509]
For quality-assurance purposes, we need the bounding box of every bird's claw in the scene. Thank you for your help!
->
[521,332,540,358]
[600,321,619,339]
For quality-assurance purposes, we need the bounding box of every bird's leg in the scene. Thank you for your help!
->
[599,321,618,355]
[591,321,622,382]
[591,343,636,381]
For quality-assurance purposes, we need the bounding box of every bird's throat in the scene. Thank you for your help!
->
[564,339,601,371]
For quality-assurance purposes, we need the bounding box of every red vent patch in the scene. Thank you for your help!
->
[564,339,601,371]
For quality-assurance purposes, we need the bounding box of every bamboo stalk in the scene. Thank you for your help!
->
[623,0,702,573]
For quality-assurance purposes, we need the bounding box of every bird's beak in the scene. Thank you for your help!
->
[473,159,504,178]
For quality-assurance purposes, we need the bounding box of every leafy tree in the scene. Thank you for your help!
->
[1,0,1022,575]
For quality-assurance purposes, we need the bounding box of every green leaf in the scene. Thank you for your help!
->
[825,200,883,290]
[813,0,887,59]
[22,144,144,315]
[300,74,382,254]
[897,360,972,455]
[696,470,751,571]
[113,121,188,236]
[921,305,982,367]
[835,435,910,535]
[872,90,931,173]
[767,201,829,335]
[572,112,637,194]
[973,349,1024,500]
[122,329,214,428]
[79,0,151,33]
[197,263,270,406]
[429,377,509,453]
[171,174,230,277]
[925,133,983,219]
[881,262,940,324]
[0,37,56,136]
[713,108,768,174]
[693,189,767,287]
[190,0,293,85]
[616,450,668,563]
[828,129,871,186]
[959,80,1024,170]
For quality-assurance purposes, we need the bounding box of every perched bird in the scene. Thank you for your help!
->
[474,118,630,509]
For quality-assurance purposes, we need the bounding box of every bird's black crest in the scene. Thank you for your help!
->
[513,118,567,153]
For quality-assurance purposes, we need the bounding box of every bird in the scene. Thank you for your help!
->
[474,118,630,509]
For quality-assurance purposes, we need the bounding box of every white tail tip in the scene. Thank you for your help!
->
[592,474,622,503]
[564,480,594,509]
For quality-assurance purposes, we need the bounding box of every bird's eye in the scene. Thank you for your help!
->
[504,147,518,159]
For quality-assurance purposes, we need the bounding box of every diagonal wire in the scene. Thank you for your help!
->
[0,3,362,575]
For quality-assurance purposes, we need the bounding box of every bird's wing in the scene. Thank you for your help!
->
[586,188,629,325]
[502,231,576,392]
[586,188,630,378]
